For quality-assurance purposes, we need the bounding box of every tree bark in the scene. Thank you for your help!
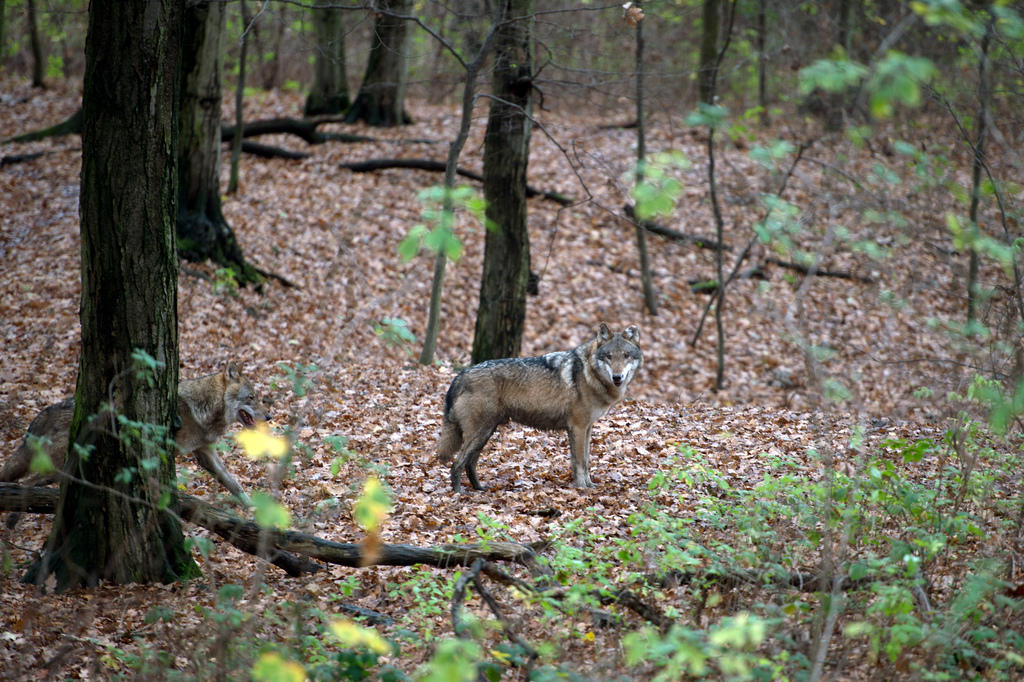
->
[26,0,44,87]
[757,0,768,127]
[471,0,534,363]
[24,0,197,591]
[178,0,260,286]
[697,0,720,105]
[304,0,350,117]
[346,0,412,126]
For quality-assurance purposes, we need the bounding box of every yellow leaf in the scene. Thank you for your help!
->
[329,619,391,655]
[353,476,392,533]
[251,652,305,682]
[236,423,289,460]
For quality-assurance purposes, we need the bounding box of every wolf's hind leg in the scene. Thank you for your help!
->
[450,426,496,493]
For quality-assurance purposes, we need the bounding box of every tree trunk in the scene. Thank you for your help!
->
[0,0,7,67]
[966,13,993,329]
[757,0,768,127]
[632,6,658,316]
[697,0,720,105]
[304,0,349,117]
[26,0,44,87]
[178,0,260,286]
[416,7,504,365]
[824,0,854,132]
[227,0,250,195]
[471,0,534,363]
[346,0,412,127]
[24,0,198,590]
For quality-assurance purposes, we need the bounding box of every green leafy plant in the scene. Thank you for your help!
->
[398,185,488,262]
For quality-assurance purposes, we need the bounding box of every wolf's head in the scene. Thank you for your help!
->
[224,363,270,427]
[594,323,642,389]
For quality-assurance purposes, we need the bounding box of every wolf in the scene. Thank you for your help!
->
[1,363,267,511]
[438,324,642,492]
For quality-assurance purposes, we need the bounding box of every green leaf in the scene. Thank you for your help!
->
[353,476,392,533]
[398,224,427,262]
[252,491,292,530]
[866,52,937,118]
[684,102,729,129]
[798,58,868,94]
[27,439,55,475]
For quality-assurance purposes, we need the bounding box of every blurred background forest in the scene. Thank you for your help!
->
[2,1,1024,680]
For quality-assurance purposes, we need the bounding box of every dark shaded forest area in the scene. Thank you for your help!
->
[1,1,1023,679]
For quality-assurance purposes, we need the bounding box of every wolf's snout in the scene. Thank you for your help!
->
[612,375,624,386]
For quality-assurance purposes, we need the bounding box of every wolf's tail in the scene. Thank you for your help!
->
[437,418,462,464]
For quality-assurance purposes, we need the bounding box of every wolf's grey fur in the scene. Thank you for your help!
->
[2,363,267,522]
[438,324,642,492]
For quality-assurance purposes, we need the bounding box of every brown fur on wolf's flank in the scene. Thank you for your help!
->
[1,363,267,509]
[439,324,642,492]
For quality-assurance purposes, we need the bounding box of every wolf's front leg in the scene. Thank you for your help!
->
[193,446,251,506]
[567,425,596,488]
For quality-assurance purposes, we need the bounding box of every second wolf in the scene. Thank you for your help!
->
[438,324,642,492]
[1,363,267,508]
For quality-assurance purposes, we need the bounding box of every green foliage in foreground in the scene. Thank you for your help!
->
[59,401,1020,681]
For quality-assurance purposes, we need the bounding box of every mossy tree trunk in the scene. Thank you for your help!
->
[304,0,349,117]
[25,0,199,590]
[178,0,260,286]
[346,0,412,127]
[471,0,534,363]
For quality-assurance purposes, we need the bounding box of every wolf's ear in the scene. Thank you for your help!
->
[624,325,640,342]
[598,323,612,340]
[226,362,242,380]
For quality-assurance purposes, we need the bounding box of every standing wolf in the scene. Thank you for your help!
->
[438,324,642,492]
[1,363,266,508]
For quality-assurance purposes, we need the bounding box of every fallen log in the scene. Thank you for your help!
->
[0,483,319,576]
[238,140,310,160]
[340,158,574,206]
[221,117,376,145]
[0,483,538,574]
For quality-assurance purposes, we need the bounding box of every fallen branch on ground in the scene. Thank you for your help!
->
[764,256,873,284]
[221,117,376,145]
[340,158,574,206]
[623,204,729,251]
[0,483,540,576]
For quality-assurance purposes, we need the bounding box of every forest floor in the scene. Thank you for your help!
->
[0,77,1020,679]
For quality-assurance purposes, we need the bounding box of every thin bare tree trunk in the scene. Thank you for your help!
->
[228,0,250,195]
[966,13,993,329]
[633,6,657,315]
